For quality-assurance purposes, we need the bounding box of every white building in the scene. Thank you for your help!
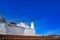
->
[0,16,35,35]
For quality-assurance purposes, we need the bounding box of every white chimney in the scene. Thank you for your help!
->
[31,22,34,29]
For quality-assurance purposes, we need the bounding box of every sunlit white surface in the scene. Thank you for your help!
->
[31,22,34,29]
[0,22,35,35]
[0,23,6,34]
[17,22,29,28]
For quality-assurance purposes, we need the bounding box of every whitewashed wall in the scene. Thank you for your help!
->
[6,26,25,35]
[0,23,6,34]
[0,23,36,35]
[24,29,35,35]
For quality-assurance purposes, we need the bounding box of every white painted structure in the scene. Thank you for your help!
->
[31,22,34,29]
[0,16,35,35]
[6,25,25,35]
[0,23,6,34]
[0,22,35,35]
[24,28,35,35]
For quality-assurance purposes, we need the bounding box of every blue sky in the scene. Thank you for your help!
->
[0,0,60,35]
